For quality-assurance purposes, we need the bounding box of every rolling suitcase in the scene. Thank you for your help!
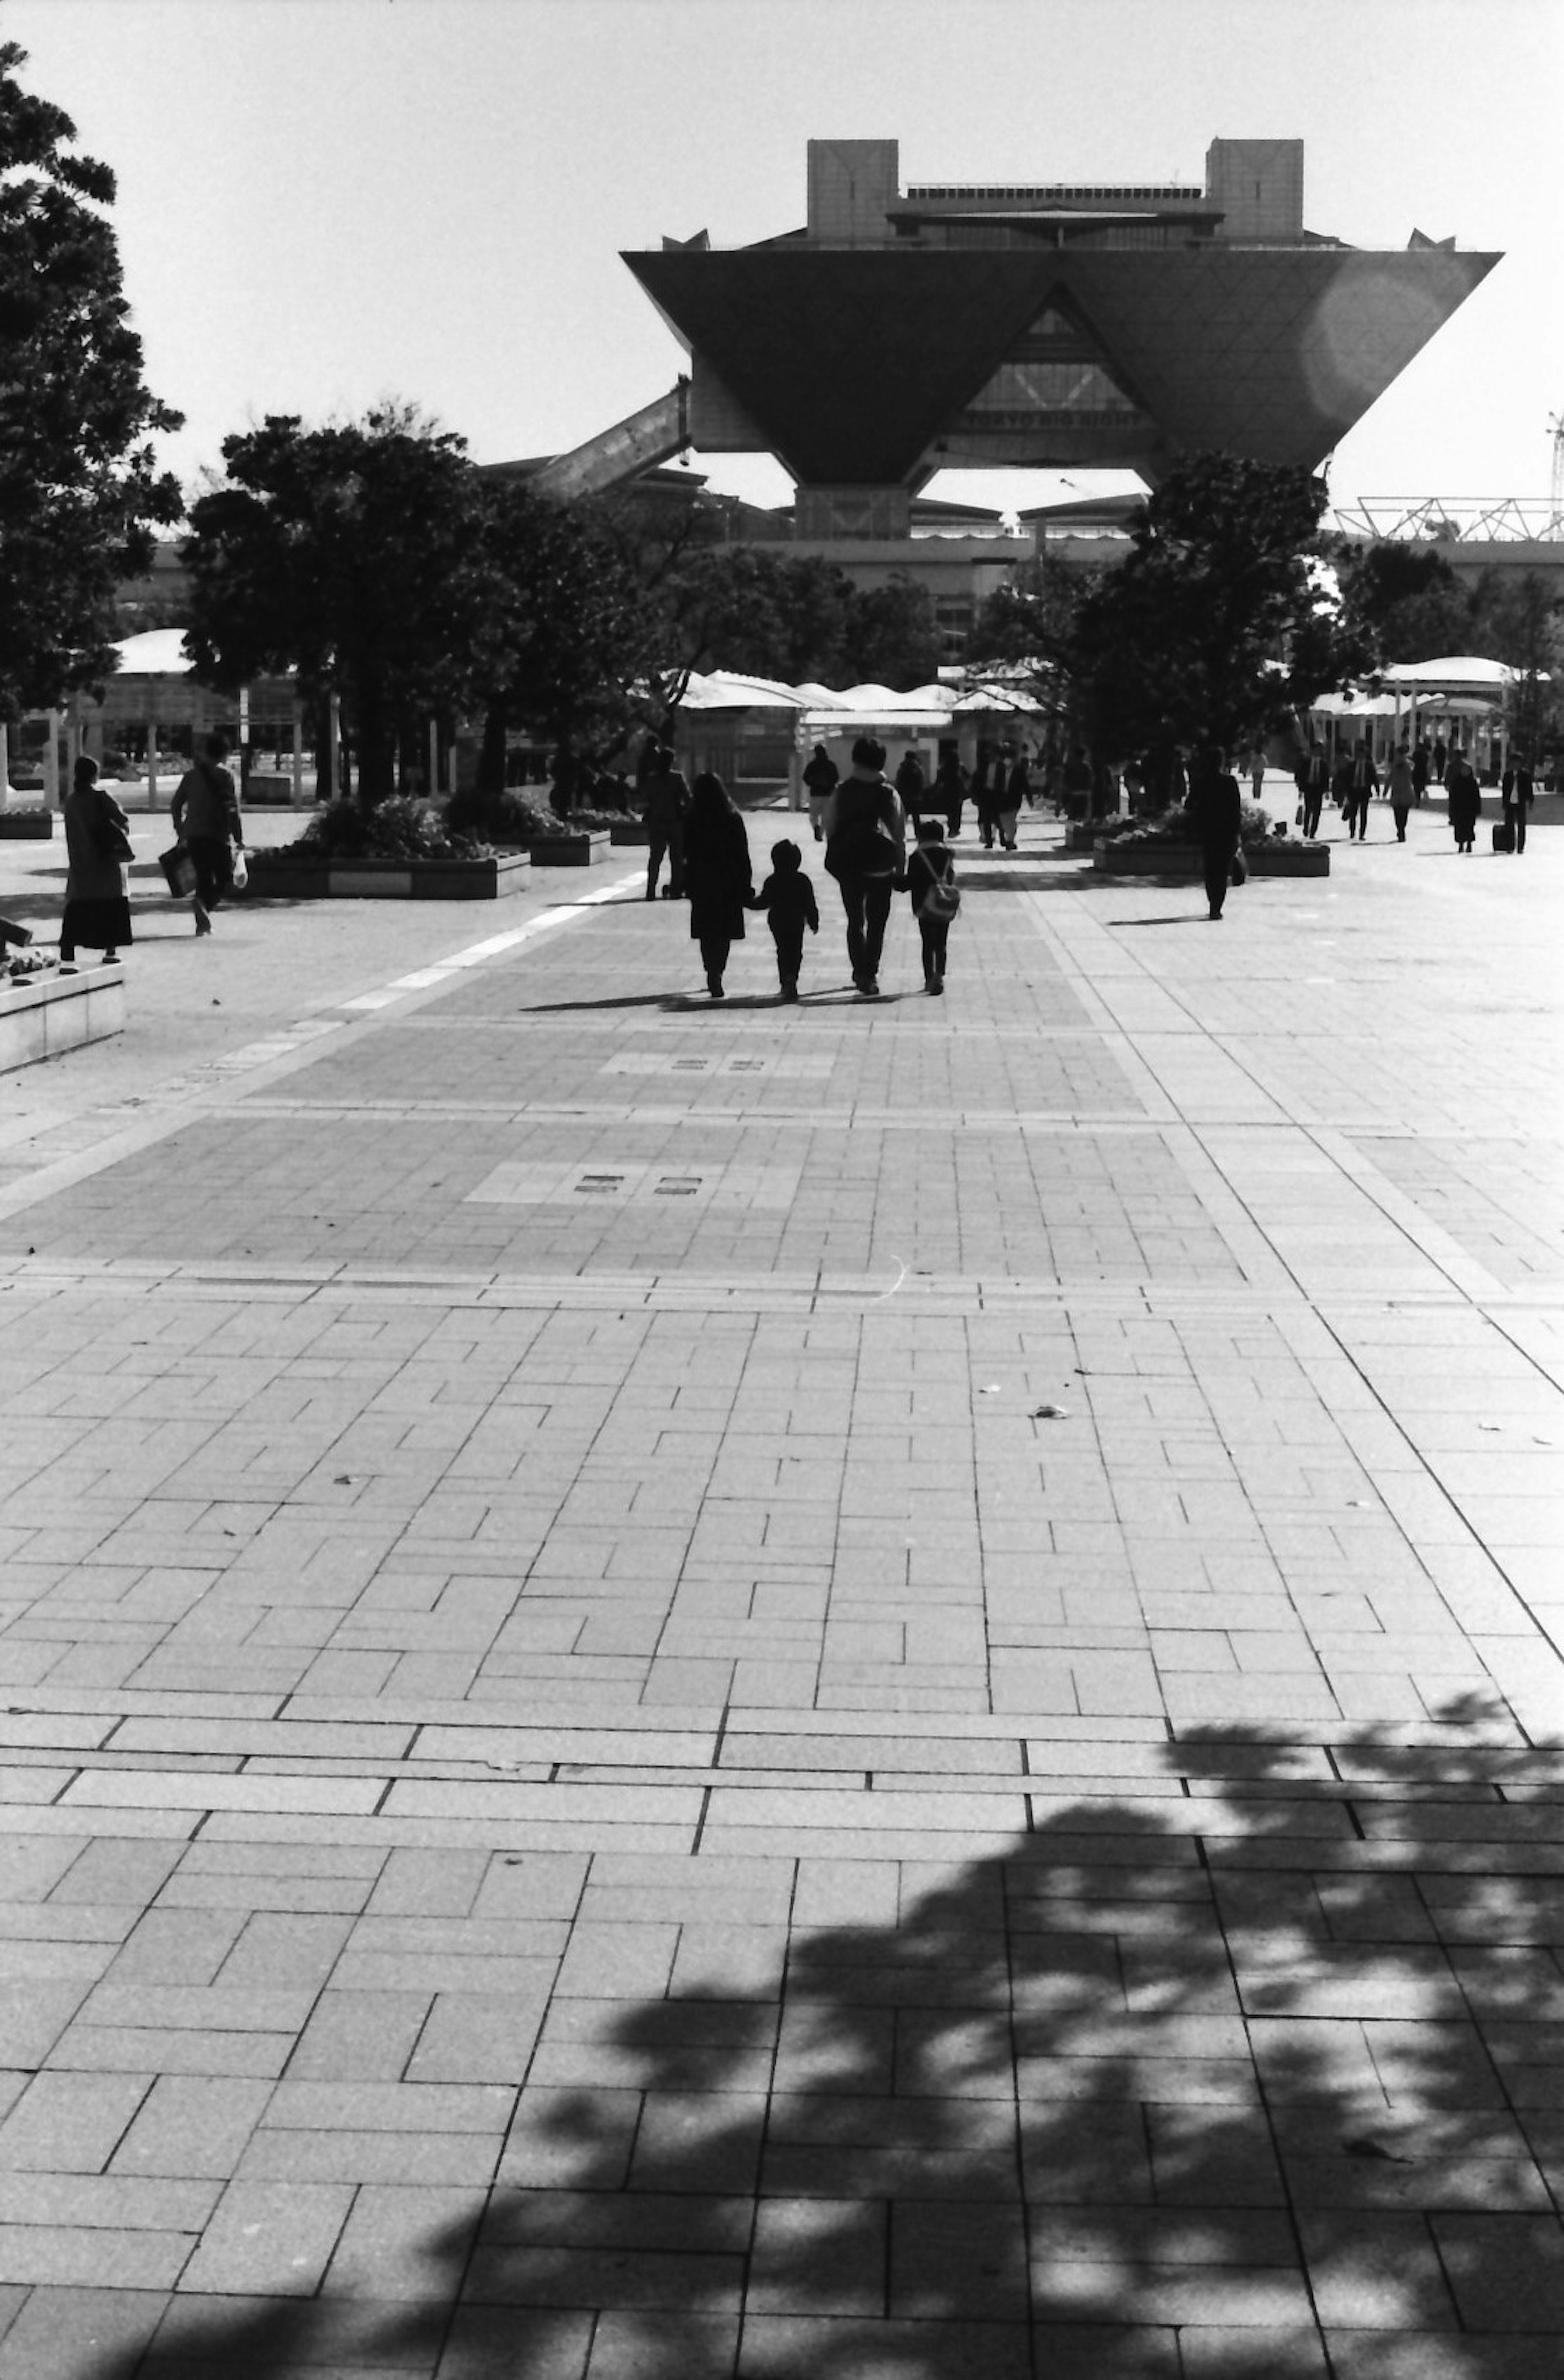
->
[1492,819,1515,853]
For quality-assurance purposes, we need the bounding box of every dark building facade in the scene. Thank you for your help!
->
[626,138,1499,537]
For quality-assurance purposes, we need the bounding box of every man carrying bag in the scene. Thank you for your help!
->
[169,734,244,936]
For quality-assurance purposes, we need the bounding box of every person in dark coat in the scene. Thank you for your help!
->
[1294,739,1331,840]
[1501,758,1535,854]
[641,745,690,899]
[1445,750,1481,851]
[1386,744,1416,842]
[1411,740,1430,801]
[1062,743,1095,822]
[170,732,243,936]
[1432,734,1449,785]
[682,771,753,998]
[932,751,967,839]
[894,748,927,824]
[749,837,819,1000]
[1186,743,1243,919]
[60,757,134,967]
[971,744,1000,847]
[823,735,906,996]
[802,742,839,842]
[1341,741,1378,841]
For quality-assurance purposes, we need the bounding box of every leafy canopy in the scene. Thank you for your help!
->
[0,39,182,723]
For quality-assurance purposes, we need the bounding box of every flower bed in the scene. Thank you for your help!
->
[527,833,612,867]
[239,851,534,900]
[0,961,124,1072]
[0,807,55,839]
[1093,841,1329,877]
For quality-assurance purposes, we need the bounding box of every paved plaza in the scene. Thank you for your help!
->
[0,796,1562,2379]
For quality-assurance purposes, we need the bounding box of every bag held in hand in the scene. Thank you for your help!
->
[159,843,196,899]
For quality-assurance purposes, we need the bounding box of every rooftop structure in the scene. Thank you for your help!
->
[626,137,1499,537]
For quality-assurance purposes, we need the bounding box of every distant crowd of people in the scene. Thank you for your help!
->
[1292,734,1536,853]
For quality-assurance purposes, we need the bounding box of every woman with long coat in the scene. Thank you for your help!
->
[682,771,753,998]
[60,757,134,967]
[1185,743,1243,920]
[1445,751,1481,852]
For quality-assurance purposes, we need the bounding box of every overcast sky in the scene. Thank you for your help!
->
[10,0,1562,515]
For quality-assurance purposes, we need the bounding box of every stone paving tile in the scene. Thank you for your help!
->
[0,813,1563,2366]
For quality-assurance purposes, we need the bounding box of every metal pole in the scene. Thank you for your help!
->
[147,718,159,812]
[291,702,304,806]
[43,710,60,809]
[0,723,8,811]
[428,719,439,803]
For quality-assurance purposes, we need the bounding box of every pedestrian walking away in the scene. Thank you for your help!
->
[971,745,1001,847]
[1432,733,1449,785]
[749,837,819,1000]
[823,734,906,997]
[905,816,960,994]
[932,749,967,839]
[681,770,753,998]
[996,748,1027,849]
[1445,750,1481,852]
[1341,740,1377,840]
[894,746,928,828]
[641,745,691,898]
[1294,738,1330,840]
[1386,743,1415,841]
[1501,757,1534,854]
[169,733,243,936]
[802,741,839,842]
[1186,741,1243,919]
[1411,740,1430,802]
[59,756,134,969]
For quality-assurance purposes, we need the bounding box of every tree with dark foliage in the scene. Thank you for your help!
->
[0,39,182,726]
[183,407,483,802]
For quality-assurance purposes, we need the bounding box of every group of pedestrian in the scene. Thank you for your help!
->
[1290,732,1537,857]
[666,735,961,1001]
[57,732,244,968]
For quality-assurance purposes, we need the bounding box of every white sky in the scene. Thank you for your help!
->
[9,0,1563,515]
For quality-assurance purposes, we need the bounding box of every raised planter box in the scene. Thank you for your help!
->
[608,822,650,847]
[1094,841,1329,877]
[0,809,55,839]
[527,833,611,868]
[0,963,124,1072]
[244,774,297,806]
[238,851,534,901]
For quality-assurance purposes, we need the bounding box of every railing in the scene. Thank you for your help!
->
[1331,498,1564,543]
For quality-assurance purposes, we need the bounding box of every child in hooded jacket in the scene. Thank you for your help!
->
[906,818,959,994]
[750,838,820,1000]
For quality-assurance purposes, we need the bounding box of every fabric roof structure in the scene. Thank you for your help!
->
[108,629,198,677]
[1309,690,1400,718]
[676,670,810,712]
[1380,656,1516,691]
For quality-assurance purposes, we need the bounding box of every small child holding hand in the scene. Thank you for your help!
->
[750,838,819,1001]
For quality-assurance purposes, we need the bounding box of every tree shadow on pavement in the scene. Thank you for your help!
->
[109,1697,1564,2379]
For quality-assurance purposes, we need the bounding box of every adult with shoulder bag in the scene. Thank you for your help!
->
[169,732,244,936]
[823,735,907,997]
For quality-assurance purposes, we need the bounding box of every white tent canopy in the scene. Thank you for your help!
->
[108,628,198,677]
[1381,655,1516,692]
[1309,690,1400,718]
[676,670,809,712]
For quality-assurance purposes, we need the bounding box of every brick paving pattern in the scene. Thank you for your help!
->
[0,804,1561,2376]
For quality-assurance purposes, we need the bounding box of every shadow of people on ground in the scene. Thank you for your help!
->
[103,1696,1564,2378]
